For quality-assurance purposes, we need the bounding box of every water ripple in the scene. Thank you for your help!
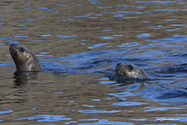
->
[136,1,176,4]
[78,110,121,113]
[17,114,72,122]
[79,119,133,125]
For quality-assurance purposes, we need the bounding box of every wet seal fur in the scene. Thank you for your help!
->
[9,44,41,71]
[115,63,151,79]
[105,63,151,82]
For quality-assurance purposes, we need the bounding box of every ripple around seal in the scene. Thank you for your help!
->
[17,114,72,122]
[152,35,187,42]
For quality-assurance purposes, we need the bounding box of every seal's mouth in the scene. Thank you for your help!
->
[116,68,127,76]
[9,44,18,56]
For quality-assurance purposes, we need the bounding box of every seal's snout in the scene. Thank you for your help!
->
[9,44,17,50]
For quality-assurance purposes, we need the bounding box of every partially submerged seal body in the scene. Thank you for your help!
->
[9,44,41,71]
[115,63,151,79]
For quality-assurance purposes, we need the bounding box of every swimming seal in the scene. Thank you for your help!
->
[115,63,151,79]
[9,44,41,71]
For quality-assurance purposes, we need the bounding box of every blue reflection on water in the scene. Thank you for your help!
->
[154,9,179,11]
[166,19,177,21]
[0,110,13,114]
[17,114,72,122]
[37,7,48,9]
[113,14,123,17]
[129,118,147,121]
[136,33,150,37]
[37,16,46,18]
[0,43,5,45]
[144,106,183,112]
[171,24,186,26]
[136,1,176,4]
[17,24,28,27]
[57,35,77,37]
[79,119,133,125]
[78,110,121,113]
[0,63,14,67]
[25,18,35,21]
[100,36,113,39]
[37,34,51,37]
[79,118,99,121]
[113,102,147,106]
[31,40,43,42]
[123,16,139,19]
[13,36,28,37]
[0,37,12,40]
[88,43,110,49]
[0,22,5,25]
[166,28,180,31]
[97,7,112,9]
[117,10,139,13]
[56,4,68,6]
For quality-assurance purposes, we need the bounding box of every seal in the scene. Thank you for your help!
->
[9,44,41,71]
[115,63,151,79]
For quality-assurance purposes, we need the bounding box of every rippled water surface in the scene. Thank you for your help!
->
[1,0,187,124]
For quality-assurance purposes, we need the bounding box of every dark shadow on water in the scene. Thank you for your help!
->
[13,71,39,87]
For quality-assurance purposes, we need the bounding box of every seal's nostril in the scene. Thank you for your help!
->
[116,63,121,67]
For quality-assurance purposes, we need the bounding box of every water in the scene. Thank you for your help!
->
[0,0,187,124]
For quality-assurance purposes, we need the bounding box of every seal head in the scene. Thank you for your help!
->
[9,44,41,71]
[115,63,150,79]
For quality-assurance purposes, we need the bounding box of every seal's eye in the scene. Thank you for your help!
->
[129,65,133,70]
[20,47,25,53]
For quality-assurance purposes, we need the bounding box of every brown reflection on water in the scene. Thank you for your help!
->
[0,0,187,124]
